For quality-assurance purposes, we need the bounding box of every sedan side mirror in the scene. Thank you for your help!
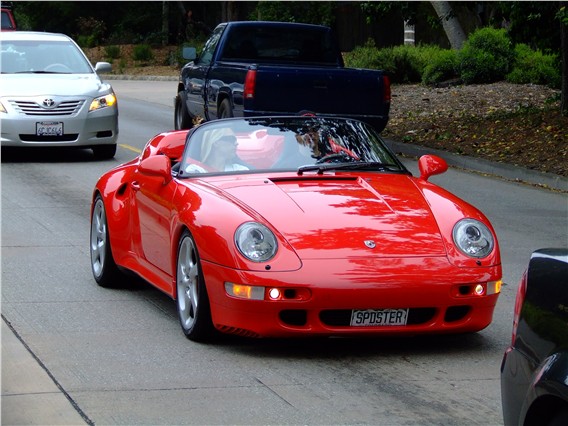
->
[94,62,112,73]
[418,155,448,181]
[139,155,172,185]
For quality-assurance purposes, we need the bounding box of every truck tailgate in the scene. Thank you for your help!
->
[251,65,389,117]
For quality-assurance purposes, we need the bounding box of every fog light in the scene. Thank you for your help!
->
[269,288,281,300]
[474,284,485,296]
[225,282,264,300]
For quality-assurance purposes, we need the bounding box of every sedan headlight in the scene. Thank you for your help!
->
[89,93,117,111]
[452,219,494,258]
[235,222,278,262]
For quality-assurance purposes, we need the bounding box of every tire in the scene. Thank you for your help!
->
[548,408,568,426]
[176,230,214,341]
[218,98,233,119]
[90,195,122,287]
[174,91,193,130]
[92,144,117,160]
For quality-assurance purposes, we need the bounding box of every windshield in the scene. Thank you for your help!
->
[178,117,406,177]
[0,39,94,74]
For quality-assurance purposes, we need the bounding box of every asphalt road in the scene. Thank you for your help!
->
[2,80,567,425]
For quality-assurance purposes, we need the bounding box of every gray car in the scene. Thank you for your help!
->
[0,31,118,159]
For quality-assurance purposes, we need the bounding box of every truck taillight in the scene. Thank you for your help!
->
[511,271,527,344]
[244,69,257,99]
[383,75,391,103]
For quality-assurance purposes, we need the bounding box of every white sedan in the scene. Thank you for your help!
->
[0,31,118,159]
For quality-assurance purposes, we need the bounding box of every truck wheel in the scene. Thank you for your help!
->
[218,99,233,119]
[175,91,193,130]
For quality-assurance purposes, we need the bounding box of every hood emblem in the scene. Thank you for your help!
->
[364,240,376,249]
[42,98,56,108]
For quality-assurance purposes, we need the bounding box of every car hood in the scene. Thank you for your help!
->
[0,73,111,97]
[214,174,447,259]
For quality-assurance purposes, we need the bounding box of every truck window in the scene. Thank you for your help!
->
[196,25,225,66]
[220,25,340,65]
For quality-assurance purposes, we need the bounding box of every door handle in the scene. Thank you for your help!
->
[131,181,141,191]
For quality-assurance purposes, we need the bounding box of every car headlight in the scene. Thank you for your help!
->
[89,93,117,111]
[235,222,278,262]
[452,219,494,258]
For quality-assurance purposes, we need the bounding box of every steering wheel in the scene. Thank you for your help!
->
[315,152,356,164]
[44,63,72,73]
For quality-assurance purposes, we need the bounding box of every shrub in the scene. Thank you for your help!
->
[457,27,514,84]
[132,44,154,62]
[104,45,121,61]
[343,39,383,70]
[506,44,560,89]
[387,45,426,83]
[422,49,459,85]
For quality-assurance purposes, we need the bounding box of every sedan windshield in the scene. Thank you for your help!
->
[178,117,407,177]
[0,39,94,74]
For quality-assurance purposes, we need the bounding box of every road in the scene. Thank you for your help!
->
[2,80,567,425]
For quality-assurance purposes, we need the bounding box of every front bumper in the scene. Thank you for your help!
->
[1,97,118,148]
[203,256,502,338]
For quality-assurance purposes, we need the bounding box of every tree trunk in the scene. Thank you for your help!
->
[561,2,567,116]
[430,1,467,50]
[161,1,168,46]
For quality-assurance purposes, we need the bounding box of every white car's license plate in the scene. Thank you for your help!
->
[350,308,409,326]
[36,121,63,136]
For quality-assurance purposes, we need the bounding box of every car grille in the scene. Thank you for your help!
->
[10,100,84,116]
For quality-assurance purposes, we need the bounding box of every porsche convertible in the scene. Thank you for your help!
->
[90,116,502,341]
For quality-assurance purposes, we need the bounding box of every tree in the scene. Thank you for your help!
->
[429,1,466,50]
[559,3,568,116]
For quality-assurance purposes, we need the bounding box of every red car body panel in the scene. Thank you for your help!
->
[93,124,502,338]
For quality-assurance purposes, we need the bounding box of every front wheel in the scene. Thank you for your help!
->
[90,195,122,287]
[174,91,193,130]
[176,230,214,341]
[218,98,233,119]
[92,144,117,160]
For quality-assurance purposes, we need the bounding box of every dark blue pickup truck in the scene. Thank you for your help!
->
[174,21,391,132]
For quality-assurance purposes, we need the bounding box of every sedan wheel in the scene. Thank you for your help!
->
[90,195,121,287]
[176,230,214,341]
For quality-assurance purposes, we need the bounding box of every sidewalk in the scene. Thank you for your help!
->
[1,318,90,425]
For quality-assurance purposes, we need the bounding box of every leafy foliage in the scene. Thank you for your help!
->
[104,45,121,61]
[457,28,514,84]
[344,42,444,84]
[422,49,459,85]
[507,44,560,89]
[132,45,154,63]
[253,1,337,26]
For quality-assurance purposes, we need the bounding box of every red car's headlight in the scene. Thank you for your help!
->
[235,222,278,262]
[452,218,494,258]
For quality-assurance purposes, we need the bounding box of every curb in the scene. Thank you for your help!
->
[102,74,178,81]
[385,139,568,193]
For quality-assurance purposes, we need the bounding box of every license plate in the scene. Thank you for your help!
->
[350,308,409,326]
[36,121,63,136]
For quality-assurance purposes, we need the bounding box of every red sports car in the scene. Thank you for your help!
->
[90,116,502,341]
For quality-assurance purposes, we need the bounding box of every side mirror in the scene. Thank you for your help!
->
[182,47,197,61]
[418,155,448,181]
[94,62,112,73]
[139,155,172,185]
